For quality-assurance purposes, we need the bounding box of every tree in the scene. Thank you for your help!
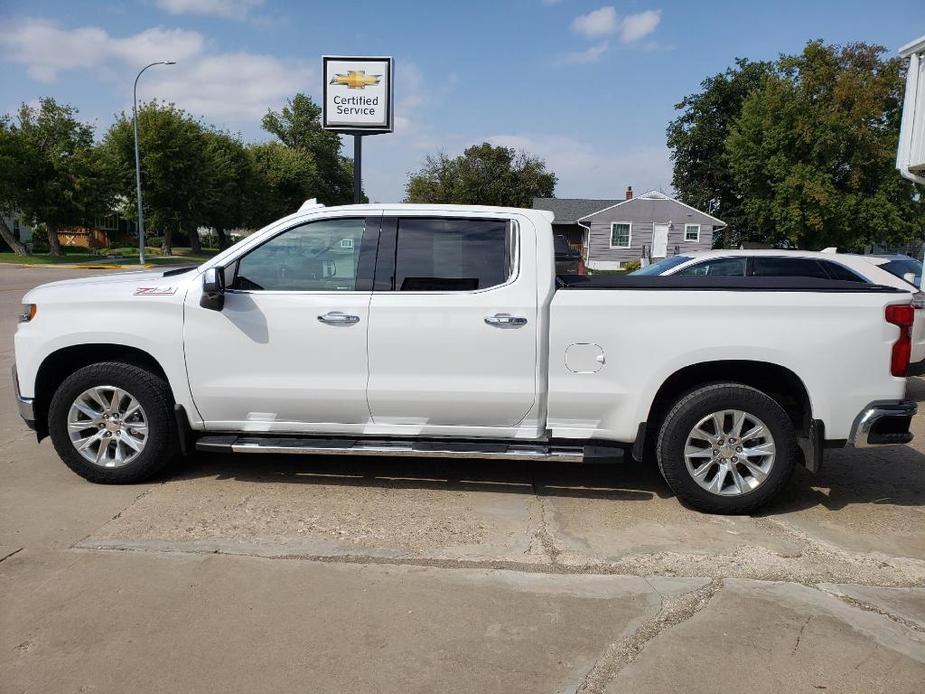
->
[404,143,557,206]
[201,129,253,249]
[6,99,111,255]
[726,41,925,250]
[246,141,320,225]
[667,59,772,246]
[262,94,354,204]
[103,102,210,255]
[0,116,29,255]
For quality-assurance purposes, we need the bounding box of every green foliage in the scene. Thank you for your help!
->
[669,41,925,250]
[666,59,772,247]
[102,101,212,254]
[727,41,925,250]
[247,141,320,225]
[200,129,253,247]
[404,142,557,207]
[261,93,354,204]
[2,99,112,255]
[623,259,641,272]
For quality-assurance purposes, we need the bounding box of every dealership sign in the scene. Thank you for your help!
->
[322,56,393,133]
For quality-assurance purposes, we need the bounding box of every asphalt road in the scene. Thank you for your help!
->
[1,265,923,693]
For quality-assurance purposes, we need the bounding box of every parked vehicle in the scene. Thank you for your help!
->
[14,204,917,513]
[634,249,925,363]
[554,234,586,276]
[855,254,922,289]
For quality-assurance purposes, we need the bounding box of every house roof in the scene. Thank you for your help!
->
[576,190,726,227]
[532,197,621,224]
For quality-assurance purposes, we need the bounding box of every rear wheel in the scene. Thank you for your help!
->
[656,383,797,514]
[48,361,179,484]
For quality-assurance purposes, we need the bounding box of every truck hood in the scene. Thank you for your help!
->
[22,268,198,303]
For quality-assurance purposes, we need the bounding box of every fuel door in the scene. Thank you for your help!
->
[565,343,605,374]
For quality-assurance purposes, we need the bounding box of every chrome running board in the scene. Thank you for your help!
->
[195,435,587,463]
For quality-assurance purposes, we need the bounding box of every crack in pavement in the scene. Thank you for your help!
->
[575,578,724,694]
[0,547,24,564]
[816,585,925,634]
[528,474,562,564]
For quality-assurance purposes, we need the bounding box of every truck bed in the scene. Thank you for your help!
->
[556,275,907,293]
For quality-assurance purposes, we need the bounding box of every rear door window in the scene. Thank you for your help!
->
[391,218,512,291]
[675,257,746,277]
[751,257,829,279]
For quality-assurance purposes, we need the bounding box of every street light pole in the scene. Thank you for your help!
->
[133,60,176,266]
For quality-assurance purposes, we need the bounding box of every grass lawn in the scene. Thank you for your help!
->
[0,246,216,267]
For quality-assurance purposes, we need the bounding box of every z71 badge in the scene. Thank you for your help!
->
[134,286,178,296]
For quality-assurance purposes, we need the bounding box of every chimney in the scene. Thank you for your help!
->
[625,185,633,200]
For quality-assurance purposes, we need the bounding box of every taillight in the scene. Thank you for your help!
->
[885,303,915,377]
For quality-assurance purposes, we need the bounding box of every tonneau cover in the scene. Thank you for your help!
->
[557,275,908,293]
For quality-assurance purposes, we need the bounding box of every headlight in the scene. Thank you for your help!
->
[19,304,36,323]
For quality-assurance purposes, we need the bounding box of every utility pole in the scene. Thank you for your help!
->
[133,60,176,265]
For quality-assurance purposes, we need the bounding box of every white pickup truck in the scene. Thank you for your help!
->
[13,203,918,513]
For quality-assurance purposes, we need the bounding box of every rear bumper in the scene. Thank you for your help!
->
[847,400,916,448]
[12,366,35,430]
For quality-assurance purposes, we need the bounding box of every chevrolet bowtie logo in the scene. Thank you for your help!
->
[330,70,381,89]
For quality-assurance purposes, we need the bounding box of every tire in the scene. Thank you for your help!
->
[48,361,179,484]
[656,383,798,514]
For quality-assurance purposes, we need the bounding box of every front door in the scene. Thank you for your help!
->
[366,215,539,431]
[652,223,669,259]
[183,216,379,432]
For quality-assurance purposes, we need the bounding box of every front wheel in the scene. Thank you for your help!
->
[656,383,798,514]
[48,361,179,484]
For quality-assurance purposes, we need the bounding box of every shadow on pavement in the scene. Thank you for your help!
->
[168,452,666,503]
[762,446,925,515]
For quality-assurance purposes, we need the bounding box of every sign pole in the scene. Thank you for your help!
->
[353,133,363,203]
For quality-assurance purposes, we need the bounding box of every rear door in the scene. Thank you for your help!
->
[366,215,538,429]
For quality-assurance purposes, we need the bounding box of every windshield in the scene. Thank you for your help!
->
[878,257,922,288]
[631,255,693,276]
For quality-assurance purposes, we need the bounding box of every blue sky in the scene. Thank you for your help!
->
[1,0,923,203]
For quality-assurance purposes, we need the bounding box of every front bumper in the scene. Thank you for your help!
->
[12,366,35,430]
[848,400,916,448]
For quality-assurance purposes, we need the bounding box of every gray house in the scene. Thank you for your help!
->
[534,187,725,270]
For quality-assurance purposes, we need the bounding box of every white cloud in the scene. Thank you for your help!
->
[571,7,618,39]
[155,0,265,20]
[559,41,609,65]
[0,18,313,125]
[485,133,671,198]
[570,7,661,43]
[147,53,314,121]
[0,19,204,82]
[619,10,661,42]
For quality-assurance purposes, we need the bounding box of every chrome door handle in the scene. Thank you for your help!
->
[484,313,528,328]
[317,311,360,325]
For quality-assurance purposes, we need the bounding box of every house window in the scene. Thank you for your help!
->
[610,222,631,248]
[684,224,700,242]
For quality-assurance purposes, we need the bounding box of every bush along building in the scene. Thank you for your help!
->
[534,187,725,270]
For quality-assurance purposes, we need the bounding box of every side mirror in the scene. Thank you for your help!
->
[200,267,225,311]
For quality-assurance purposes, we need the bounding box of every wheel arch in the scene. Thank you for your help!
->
[32,344,172,439]
[638,359,815,466]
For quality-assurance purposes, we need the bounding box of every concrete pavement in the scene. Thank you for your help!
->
[1,266,923,693]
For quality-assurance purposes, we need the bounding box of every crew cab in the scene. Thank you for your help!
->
[13,203,918,513]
